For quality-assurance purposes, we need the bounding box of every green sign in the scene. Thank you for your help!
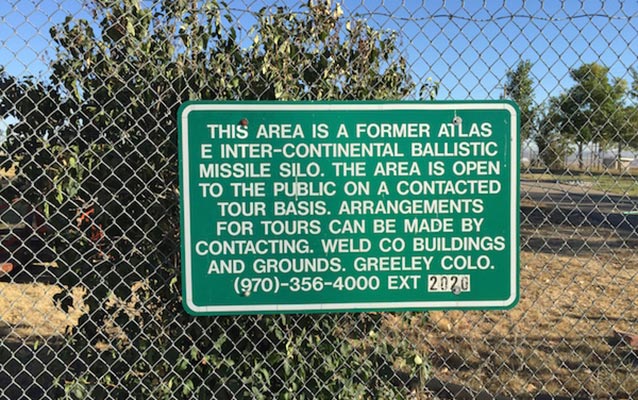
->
[178,101,520,315]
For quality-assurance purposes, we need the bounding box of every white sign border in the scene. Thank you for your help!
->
[179,102,519,314]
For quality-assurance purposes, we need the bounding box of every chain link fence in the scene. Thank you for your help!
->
[1,0,638,398]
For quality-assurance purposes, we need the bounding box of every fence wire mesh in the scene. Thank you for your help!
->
[1,0,638,399]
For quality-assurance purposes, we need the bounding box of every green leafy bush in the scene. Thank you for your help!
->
[2,1,426,398]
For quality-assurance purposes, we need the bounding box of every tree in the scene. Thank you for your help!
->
[239,2,413,100]
[630,67,638,99]
[535,96,571,170]
[2,1,424,398]
[0,67,77,238]
[624,69,638,165]
[504,60,536,142]
[556,62,629,169]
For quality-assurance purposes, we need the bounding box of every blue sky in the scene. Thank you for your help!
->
[346,0,638,101]
[1,0,637,103]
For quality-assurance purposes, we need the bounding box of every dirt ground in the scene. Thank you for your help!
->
[1,204,637,399]
[413,204,638,399]
[0,271,85,398]
[0,278,84,342]
[421,249,638,399]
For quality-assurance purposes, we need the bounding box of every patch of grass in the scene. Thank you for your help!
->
[522,170,638,196]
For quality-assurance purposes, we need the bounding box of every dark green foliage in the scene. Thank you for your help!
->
[1,1,423,398]
[552,63,633,168]
[536,98,571,170]
[530,62,638,170]
[61,312,427,399]
[504,60,536,142]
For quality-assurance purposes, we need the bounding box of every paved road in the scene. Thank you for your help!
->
[520,179,638,234]
[522,179,638,214]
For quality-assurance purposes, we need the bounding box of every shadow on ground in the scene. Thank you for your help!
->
[521,204,638,255]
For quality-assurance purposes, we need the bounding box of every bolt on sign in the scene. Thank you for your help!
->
[178,101,520,315]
